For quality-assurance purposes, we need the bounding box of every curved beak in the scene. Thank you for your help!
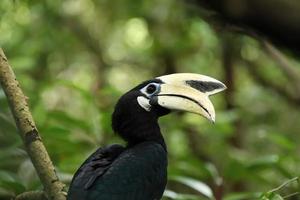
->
[153,73,226,122]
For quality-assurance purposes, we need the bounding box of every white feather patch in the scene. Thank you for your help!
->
[137,96,151,111]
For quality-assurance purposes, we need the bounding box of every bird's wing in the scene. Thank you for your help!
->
[67,144,125,199]
[67,142,167,200]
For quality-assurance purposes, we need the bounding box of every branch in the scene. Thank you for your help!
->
[245,60,300,106]
[186,0,300,53]
[221,34,246,193]
[0,48,66,200]
[14,191,47,200]
[60,15,109,70]
[261,40,300,92]
[221,35,245,150]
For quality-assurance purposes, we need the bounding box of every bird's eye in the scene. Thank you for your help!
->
[146,84,157,94]
[140,83,160,97]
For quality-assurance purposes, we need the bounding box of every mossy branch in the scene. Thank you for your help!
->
[14,191,47,200]
[0,48,66,200]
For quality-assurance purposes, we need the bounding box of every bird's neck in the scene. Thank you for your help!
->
[126,119,166,150]
[112,109,166,150]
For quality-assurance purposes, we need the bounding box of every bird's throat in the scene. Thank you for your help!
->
[112,110,166,150]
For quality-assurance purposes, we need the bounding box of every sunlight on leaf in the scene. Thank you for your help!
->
[163,189,204,200]
[170,176,213,199]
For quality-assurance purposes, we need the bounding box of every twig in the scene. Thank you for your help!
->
[282,192,299,199]
[0,48,66,200]
[269,177,299,193]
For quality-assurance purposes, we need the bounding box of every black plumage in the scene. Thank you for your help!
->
[67,80,169,200]
[67,142,167,200]
[67,73,226,200]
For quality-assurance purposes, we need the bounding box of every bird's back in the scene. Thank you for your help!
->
[67,142,167,200]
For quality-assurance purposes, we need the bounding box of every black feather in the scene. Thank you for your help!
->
[67,79,169,200]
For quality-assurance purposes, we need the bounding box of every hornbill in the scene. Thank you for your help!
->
[67,73,226,200]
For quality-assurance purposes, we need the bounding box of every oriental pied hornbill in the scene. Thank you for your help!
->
[67,73,226,200]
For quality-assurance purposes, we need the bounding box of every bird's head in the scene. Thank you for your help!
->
[112,73,226,145]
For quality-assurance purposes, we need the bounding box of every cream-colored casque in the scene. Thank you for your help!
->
[138,73,226,122]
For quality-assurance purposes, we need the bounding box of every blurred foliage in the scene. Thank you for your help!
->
[1,0,300,199]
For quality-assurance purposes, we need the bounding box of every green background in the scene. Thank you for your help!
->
[1,0,300,199]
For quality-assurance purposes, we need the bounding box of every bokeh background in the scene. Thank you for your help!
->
[1,0,300,199]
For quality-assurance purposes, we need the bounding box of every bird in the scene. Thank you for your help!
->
[67,73,226,200]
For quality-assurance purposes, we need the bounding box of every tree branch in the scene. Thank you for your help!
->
[245,60,300,106]
[14,191,47,200]
[0,48,66,200]
[261,40,300,92]
[221,34,246,193]
[186,0,300,53]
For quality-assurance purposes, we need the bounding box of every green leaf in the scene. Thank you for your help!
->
[163,189,204,200]
[271,194,284,200]
[0,181,26,195]
[246,155,279,171]
[0,171,16,182]
[260,192,285,200]
[224,192,261,200]
[170,176,213,199]
[268,133,295,150]
[47,110,91,132]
